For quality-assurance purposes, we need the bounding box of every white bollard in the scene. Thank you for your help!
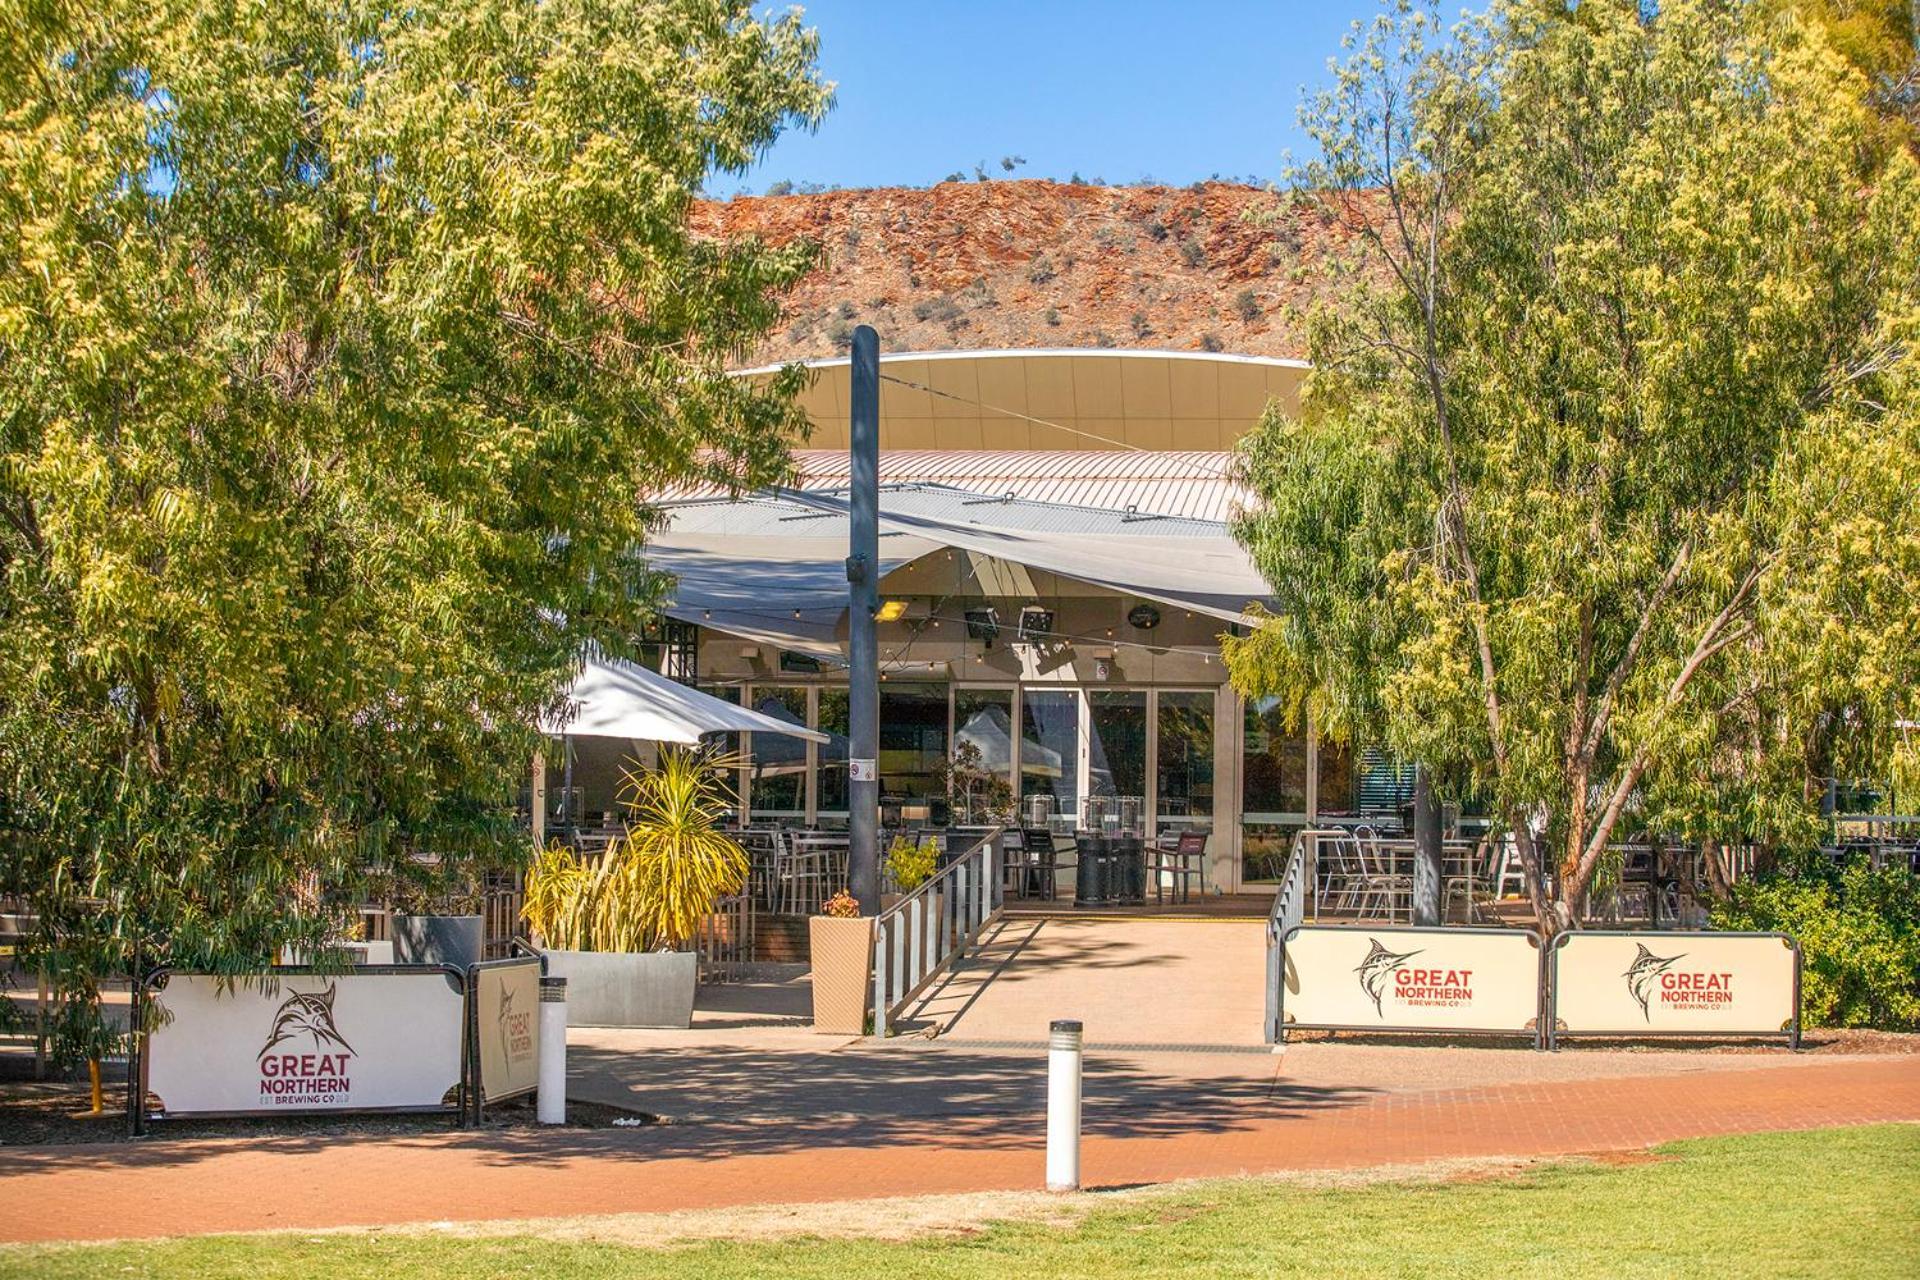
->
[537,975,567,1125]
[1046,1018,1083,1192]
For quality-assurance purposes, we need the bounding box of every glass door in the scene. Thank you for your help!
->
[1087,689,1147,833]
[1154,690,1215,836]
[1019,688,1081,831]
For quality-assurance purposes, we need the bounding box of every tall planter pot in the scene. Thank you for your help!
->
[809,916,874,1036]
[391,914,485,970]
[543,949,699,1029]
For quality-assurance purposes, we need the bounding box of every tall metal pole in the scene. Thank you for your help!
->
[847,326,881,913]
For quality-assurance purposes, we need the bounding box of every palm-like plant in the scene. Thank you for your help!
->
[524,746,749,953]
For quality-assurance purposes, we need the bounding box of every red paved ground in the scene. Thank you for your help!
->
[1,1054,1915,1244]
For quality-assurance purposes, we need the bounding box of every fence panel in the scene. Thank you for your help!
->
[137,965,467,1128]
[1550,930,1799,1047]
[469,955,542,1112]
[1278,924,1544,1047]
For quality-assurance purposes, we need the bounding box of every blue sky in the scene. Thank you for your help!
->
[719,2,1383,196]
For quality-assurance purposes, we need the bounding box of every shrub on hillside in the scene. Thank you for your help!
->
[1711,854,1920,1029]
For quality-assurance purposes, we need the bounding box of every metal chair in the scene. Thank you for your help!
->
[1150,829,1209,906]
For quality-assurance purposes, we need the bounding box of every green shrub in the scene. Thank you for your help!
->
[886,835,940,893]
[1712,855,1920,1029]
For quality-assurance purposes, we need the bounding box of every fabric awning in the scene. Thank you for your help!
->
[540,657,828,745]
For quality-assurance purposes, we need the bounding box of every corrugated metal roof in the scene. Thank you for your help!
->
[663,450,1247,523]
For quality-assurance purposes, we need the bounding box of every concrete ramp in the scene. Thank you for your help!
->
[896,917,1269,1048]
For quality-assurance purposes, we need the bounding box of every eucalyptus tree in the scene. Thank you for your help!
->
[1227,0,1920,930]
[0,0,829,1060]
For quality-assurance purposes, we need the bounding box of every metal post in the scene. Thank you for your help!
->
[848,324,881,914]
[537,975,567,1125]
[1412,765,1441,926]
[1046,1019,1083,1191]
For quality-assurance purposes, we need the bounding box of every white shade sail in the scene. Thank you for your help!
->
[540,657,828,746]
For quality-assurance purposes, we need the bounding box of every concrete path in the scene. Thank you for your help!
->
[3,1040,1914,1244]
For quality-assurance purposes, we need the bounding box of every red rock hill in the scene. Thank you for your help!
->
[689,180,1359,365]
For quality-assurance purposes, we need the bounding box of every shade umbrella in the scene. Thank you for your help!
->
[540,656,827,745]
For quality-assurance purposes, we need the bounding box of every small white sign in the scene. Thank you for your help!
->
[849,758,877,782]
[147,971,465,1115]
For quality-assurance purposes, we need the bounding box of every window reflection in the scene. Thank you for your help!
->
[879,682,948,817]
[747,686,808,822]
[1019,688,1079,826]
[1156,690,1214,830]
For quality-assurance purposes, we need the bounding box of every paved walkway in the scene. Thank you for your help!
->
[898,916,1270,1046]
[2,1043,1914,1244]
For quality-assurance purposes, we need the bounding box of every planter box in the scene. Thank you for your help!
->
[391,914,484,970]
[543,948,698,1029]
[809,916,873,1036]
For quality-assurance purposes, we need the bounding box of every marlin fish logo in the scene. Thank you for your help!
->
[497,983,518,1062]
[1355,939,1422,1017]
[258,983,354,1058]
[1623,944,1684,1022]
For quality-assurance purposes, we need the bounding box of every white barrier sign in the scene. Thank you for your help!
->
[147,971,465,1115]
[1282,926,1542,1034]
[474,962,540,1102]
[1553,932,1798,1038]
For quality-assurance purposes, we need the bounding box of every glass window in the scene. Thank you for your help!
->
[696,684,743,823]
[1241,694,1307,818]
[879,681,948,811]
[1316,735,1356,817]
[1087,690,1146,832]
[1242,694,1308,882]
[816,687,849,827]
[1019,688,1080,827]
[1156,690,1215,829]
[747,686,808,823]
[952,687,1017,823]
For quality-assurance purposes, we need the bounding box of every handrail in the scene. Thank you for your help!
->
[871,826,1004,1037]
[1265,828,1339,1044]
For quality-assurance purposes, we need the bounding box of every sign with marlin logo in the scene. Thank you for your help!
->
[1283,927,1540,1033]
[475,960,541,1102]
[145,971,464,1116]
[1553,933,1798,1038]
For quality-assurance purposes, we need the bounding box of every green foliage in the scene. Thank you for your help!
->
[0,0,828,1054]
[1714,857,1920,1029]
[886,834,939,893]
[1229,0,1920,928]
[522,748,749,953]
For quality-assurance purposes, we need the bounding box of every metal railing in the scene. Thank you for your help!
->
[696,892,756,983]
[871,827,1004,1037]
[1264,828,1328,1044]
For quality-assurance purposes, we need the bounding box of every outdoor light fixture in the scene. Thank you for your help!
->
[965,607,1000,646]
[1018,608,1055,643]
[874,599,911,622]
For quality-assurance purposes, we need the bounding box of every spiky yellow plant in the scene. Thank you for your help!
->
[524,747,749,953]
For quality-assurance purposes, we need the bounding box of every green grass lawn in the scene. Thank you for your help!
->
[5,1125,1916,1279]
